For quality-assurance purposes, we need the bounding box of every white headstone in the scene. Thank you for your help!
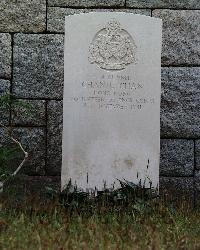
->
[62,12,162,192]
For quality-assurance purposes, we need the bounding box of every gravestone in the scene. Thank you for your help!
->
[62,12,162,192]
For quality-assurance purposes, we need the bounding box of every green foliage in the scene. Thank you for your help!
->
[0,147,20,181]
[0,93,32,182]
[0,92,11,109]
[45,179,158,216]
[0,92,32,115]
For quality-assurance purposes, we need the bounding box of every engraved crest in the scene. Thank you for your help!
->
[88,19,137,70]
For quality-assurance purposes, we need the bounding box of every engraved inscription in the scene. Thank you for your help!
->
[70,74,156,112]
[88,19,137,70]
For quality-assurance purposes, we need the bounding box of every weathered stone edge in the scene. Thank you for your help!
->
[126,0,200,9]
[48,0,126,8]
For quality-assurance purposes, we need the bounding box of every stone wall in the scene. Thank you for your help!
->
[0,0,199,206]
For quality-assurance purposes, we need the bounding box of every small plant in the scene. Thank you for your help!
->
[0,93,32,114]
[0,93,31,192]
[45,178,158,216]
[0,147,19,181]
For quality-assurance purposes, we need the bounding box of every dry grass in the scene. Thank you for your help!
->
[0,197,200,250]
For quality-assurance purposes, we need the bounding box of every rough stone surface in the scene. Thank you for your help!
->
[47,101,63,175]
[48,0,125,7]
[127,0,200,9]
[160,139,194,176]
[161,67,200,138]
[0,127,46,175]
[0,0,46,33]
[0,79,10,95]
[13,34,64,99]
[11,99,46,126]
[0,128,9,146]
[0,79,10,125]
[3,175,60,206]
[194,170,200,191]
[195,140,200,170]
[153,10,200,65]
[160,177,194,204]
[47,8,151,33]
[0,33,11,79]
[194,170,200,206]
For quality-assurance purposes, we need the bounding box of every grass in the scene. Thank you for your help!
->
[0,196,200,250]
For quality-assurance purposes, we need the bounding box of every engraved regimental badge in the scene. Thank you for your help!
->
[88,19,137,70]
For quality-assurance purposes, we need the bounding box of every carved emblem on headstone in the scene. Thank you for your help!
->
[88,19,137,70]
